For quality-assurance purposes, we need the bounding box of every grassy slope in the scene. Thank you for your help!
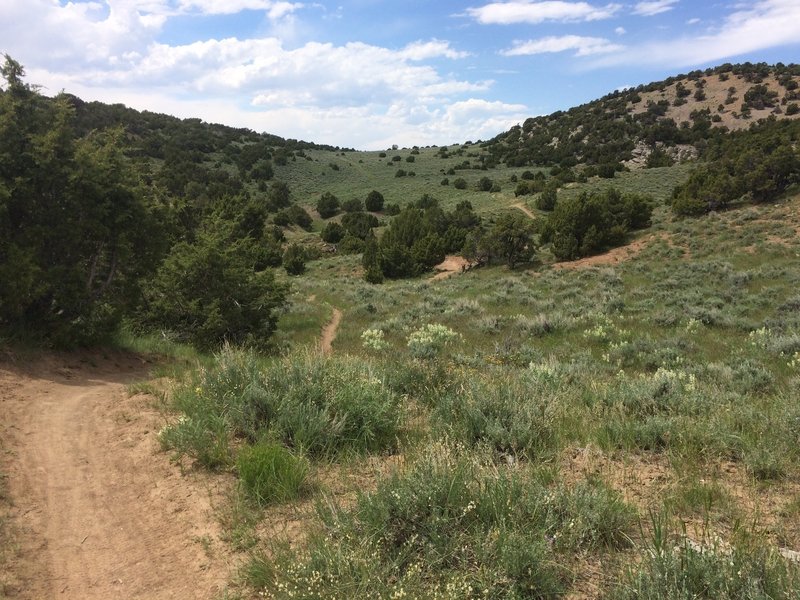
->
[230,161,800,596]
[152,85,800,598]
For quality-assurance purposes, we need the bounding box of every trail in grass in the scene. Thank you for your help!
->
[0,353,232,599]
[512,202,536,220]
[320,307,342,354]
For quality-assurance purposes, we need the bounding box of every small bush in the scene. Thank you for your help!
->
[237,442,309,506]
[611,535,800,599]
[453,177,467,189]
[252,446,636,599]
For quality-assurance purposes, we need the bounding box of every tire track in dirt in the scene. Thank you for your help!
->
[0,354,233,599]
[320,308,342,355]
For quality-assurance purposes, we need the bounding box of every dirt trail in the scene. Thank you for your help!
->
[0,353,232,599]
[431,255,472,281]
[320,308,342,354]
[512,202,536,220]
[552,232,676,270]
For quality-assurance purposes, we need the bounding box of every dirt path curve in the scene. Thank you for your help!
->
[0,353,232,599]
[512,202,536,220]
[431,255,471,281]
[320,308,342,354]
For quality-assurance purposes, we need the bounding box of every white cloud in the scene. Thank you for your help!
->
[590,0,800,68]
[502,35,624,57]
[614,26,626,35]
[466,1,622,25]
[632,0,679,17]
[0,1,511,148]
[174,0,303,17]
[399,40,471,61]
[686,17,700,25]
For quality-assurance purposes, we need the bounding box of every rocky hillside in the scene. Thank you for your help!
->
[485,62,800,170]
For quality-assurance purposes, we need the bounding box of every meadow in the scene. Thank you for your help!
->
[152,144,800,598]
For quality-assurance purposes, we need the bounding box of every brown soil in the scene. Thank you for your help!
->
[511,202,536,220]
[0,352,233,599]
[319,308,342,354]
[552,233,675,270]
[431,255,472,281]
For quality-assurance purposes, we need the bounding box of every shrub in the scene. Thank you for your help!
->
[142,230,288,350]
[237,442,309,506]
[384,203,401,216]
[435,376,557,459]
[321,221,344,244]
[364,190,385,212]
[453,177,467,189]
[536,184,557,211]
[540,188,653,260]
[316,192,339,219]
[342,198,363,212]
[394,168,407,177]
[477,176,493,191]
[287,205,313,230]
[166,348,403,463]
[282,243,306,275]
[407,323,459,359]
[252,447,636,599]
[338,235,366,254]
[341,211,379,239]
[610,534,800,599]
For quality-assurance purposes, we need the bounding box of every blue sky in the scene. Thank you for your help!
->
[2,1,799,149]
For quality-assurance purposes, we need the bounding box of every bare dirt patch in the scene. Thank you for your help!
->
[431,255,472,281]
[319,308,342,354]
[552,233,676,270]
[0,352,233,599]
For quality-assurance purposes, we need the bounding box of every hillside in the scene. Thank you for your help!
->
[3,56,800,599]
[485,62,800,170]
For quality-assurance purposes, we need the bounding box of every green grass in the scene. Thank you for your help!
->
[237,442,310,506]
[150,171,800,597]
[246,445,635,599]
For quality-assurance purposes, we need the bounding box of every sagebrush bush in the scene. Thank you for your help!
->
[163,347,403,466]
[434,375,559,460]
[611,536,800,599]
[250,445,635,599]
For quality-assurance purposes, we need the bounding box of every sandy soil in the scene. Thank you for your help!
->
[0,352,233,599]
[319,308,342,354]
[431,255,472,281]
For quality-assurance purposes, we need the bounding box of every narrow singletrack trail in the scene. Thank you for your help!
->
[320,308,342,354]
[511,202,536,220]
[0,353,232,599]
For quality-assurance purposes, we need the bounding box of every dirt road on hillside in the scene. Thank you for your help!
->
[0,353,232,599]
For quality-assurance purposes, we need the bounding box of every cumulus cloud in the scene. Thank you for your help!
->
[502,35,624,57]
[590,0,800,68]
[466,1,621,25]
[632,0,679,17]
[399,39,471,61]
[0,0,511,148]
